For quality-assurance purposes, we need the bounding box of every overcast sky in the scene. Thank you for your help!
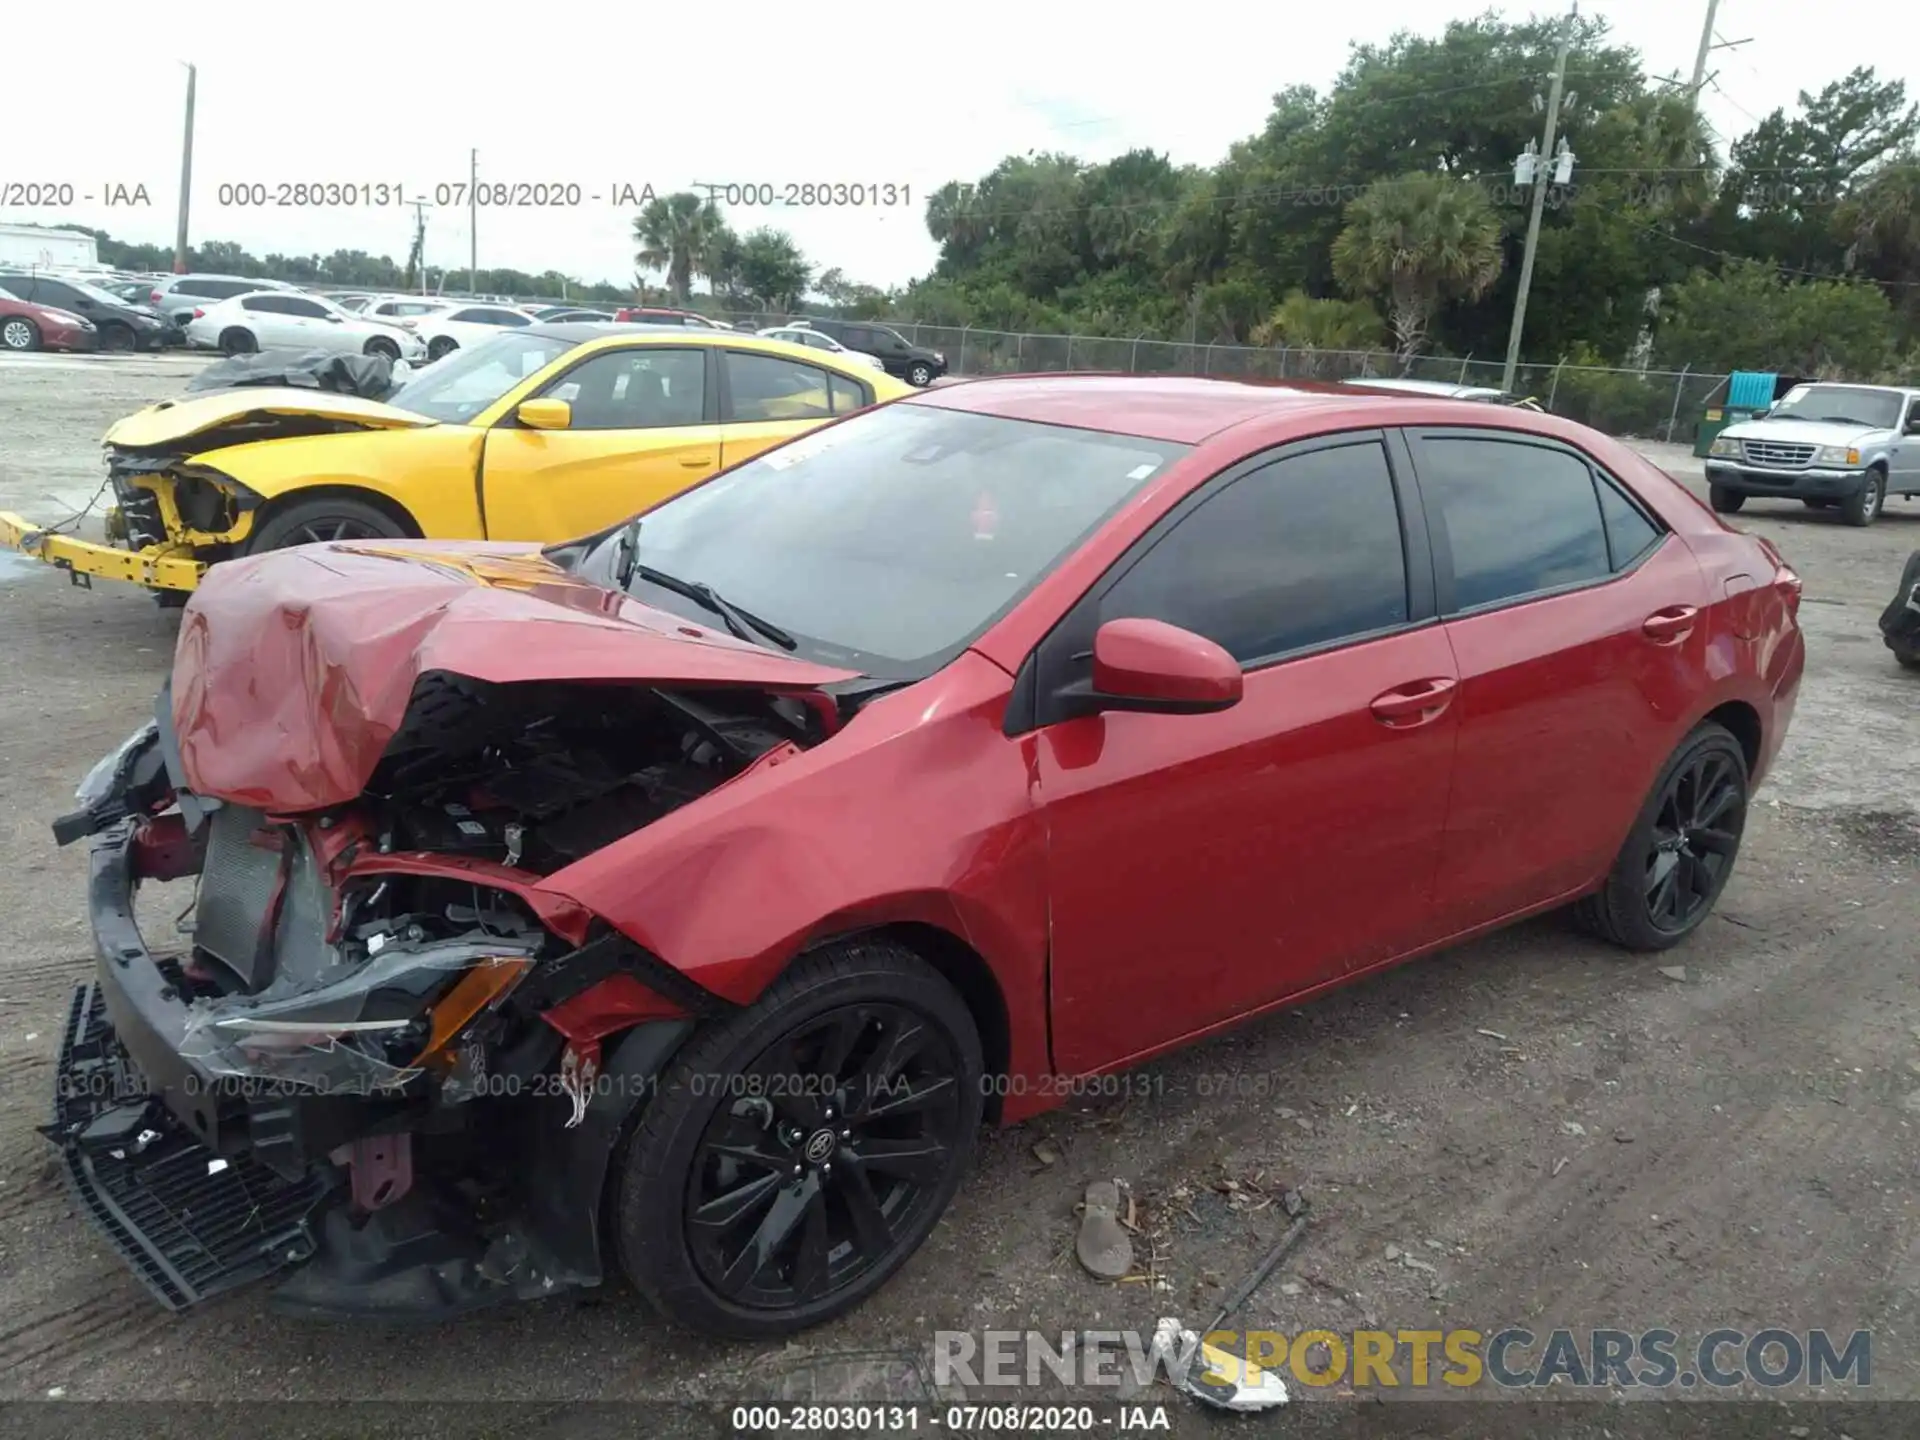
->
[6,0,1911,292]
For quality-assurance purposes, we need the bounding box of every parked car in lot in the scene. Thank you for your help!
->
[357,295,460,323]
[1882,550,1920,671]
[1705,383,1920,527]
[0,272,173,350]
[757,323,887,370]
[147,273,301,332]
[0,286,99,352]
[535,307,618,323]
[409,303,541,360]
[42,376,1801,1335]
[0,325,909,598]
[183,291,428,363]
[798,317,946,386]
[1342,377,1545,410]
[612,305,730,329]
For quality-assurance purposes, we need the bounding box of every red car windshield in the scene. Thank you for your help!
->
[617,404,1189,677]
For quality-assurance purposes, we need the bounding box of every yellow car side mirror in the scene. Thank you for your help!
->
[516,399,572,430]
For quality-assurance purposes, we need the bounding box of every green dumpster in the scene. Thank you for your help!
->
[1692,372,1808,456]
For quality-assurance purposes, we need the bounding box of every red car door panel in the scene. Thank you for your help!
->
[1026,435,1462,1074]
[1406,430,1712,933]
[1041,627,1461,1071]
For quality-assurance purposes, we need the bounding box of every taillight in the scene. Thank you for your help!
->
[149,289,163,304]
[192,307,205,319]
[1777,563,1803,618]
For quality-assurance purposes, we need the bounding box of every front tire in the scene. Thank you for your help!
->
[427,336,458,361]
[1,316,41,351]
[1709,485,1745,514]
[906,361,934,387]
[613,939,983,1338]
[1574,722,1749,952]
[99,322,135,353]
[1840,468,1884,527]
[242,495,407,554]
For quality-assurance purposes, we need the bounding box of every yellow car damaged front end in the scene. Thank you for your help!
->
[1,328,911,598]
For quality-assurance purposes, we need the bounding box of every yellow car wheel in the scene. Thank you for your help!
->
[242,496,409,555]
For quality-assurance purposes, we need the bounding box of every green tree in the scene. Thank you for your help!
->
[632,191,723,302]
[1836,154,1920,335]
[1705,69,1918,276]
[1650,259,1898,376]
[1331,173,1503,363]
[1250,291,1384,358]
[734,228,812,309]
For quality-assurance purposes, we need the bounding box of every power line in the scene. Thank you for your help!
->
[1635,221,1920,288]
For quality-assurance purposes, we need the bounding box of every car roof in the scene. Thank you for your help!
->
[1341,377,1504,397]
[907,374,1434,444]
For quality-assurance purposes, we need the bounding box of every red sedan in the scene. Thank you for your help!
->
[49,376,1801,1336]
[0,290,99,352]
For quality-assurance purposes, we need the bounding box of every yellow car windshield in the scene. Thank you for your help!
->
[390,332,576,424]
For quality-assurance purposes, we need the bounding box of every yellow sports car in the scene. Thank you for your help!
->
[0,324,912,599]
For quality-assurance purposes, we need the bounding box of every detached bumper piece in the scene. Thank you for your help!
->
[46,981,330,1310]
[0,509,205,592]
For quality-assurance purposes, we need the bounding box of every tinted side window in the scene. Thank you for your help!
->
[174,280,215,297]
[726,353,833,422]
[828,372,870,414]
[543,349,705,429]
[37,282,80,306]
[284,297,330,318]
[242,295,286,313]
[1595,476,1662,570]
[1417,437,1609,612]
[1098,442,1410,665]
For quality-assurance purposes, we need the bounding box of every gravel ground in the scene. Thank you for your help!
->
[0,352,1916,1413]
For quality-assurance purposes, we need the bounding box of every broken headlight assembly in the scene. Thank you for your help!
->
[177,912,544,1097]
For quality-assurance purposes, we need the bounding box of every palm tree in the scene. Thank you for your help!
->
[632,192,722,303]
[1332,173,1504,367]
[1838,156,1920,329]
[1250,291,1386,372]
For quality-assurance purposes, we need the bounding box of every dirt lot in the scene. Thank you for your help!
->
[0,352,1916,1411]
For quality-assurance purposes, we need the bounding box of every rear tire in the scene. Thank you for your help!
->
[219,327,257,356]
[1840,468,1884,527]
[242,495,407,554]
[364,337,399,361]
[1897,650,1920,672]
[612,938,983,1338]
[1708,486,1745,514]
[1,316,40,351]
[1574,722,1749,952]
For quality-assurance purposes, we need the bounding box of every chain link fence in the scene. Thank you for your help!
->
[747,318,1729,442]
[318,288,1729,443]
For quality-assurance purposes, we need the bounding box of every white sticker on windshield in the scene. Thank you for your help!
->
[1126,463,1160,480]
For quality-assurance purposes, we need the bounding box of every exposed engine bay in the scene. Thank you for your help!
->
[365,673,818,874]
[160,674,821,1094]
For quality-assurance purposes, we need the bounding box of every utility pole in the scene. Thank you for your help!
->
[1688,0,1721,99]
[406,200,427,294]
[1501,6,1576,395]
[173,64,196,274]
[468,148,478,296]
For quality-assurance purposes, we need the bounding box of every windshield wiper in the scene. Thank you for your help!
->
[632,563,797,650]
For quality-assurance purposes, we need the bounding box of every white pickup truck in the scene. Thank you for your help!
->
[1705,382,1920,527]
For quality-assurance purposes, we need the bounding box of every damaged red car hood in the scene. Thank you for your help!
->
[171,540,859,811]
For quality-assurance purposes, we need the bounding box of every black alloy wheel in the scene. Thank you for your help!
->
[1574,721,1749,951]
[614,940,983,1337]
[685,1002,965,1310]
[1642,746,1745,935]
[241,496,408,555]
